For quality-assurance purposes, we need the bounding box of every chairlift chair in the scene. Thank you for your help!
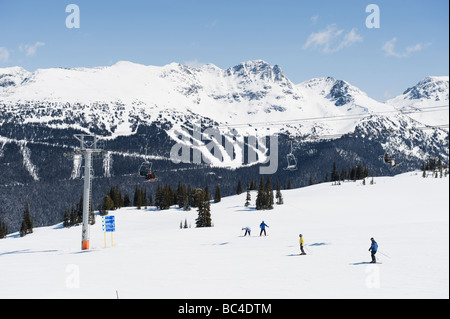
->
[139,161,157,182]
[284,153,298,171]
[283,137,298,171]
[381,153,397,168]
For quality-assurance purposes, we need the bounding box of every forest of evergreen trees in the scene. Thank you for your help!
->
[4,157,439,238]
[1,202,36,238]
[20,161,373,234]
[421,156,448,178]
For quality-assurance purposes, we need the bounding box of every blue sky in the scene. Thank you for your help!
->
[0,0,448,101]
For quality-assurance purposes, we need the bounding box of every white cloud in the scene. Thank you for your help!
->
[303,24,363,53]
[0,47,10,63]
[19,42,45,57]
[382,37,431,58]
[338,28,363,51]
[406,42,432,55]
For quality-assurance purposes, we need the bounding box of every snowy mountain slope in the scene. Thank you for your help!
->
[0,172,448,299]
[0,61,448,172]
[387,76,449,126]
[295,77,396,135]
[1,60,441,138]
[0,60,306,137]
[0,67,31,88]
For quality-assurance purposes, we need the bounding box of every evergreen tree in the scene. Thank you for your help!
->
[244,186,251,207]
[355,164,364,180]
[63,209,71,228]
[287,180,292,189]
[141,188,148,208]
[123,193,131,207]
[133,184,141,207]
[331,162,339,182]
[177,182,187,208]
[266,177,274,209]
[204,184,210,200]
[214,184,221,203]
[183,196,191,211]
[69,205,77,225]
[255,177,274,210]
[20,203,33,237]
[89,210,95,225]
[350,167,357,181]
[154,184,163,209]
[102,195,114,211]
[108,185,123,210]
[276,181,284,205]
[0,217,8,239]
[255,177,266,210]
[236,179,243,195]
[195,189,212,227]
[340,168,347,181]
[160,184,174,210]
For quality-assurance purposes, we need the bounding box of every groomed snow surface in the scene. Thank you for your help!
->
[0,172,448,299]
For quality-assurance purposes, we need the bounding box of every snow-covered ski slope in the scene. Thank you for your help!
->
[0,172,448,299]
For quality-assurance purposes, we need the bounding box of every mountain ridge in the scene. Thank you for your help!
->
[1,60,447,140]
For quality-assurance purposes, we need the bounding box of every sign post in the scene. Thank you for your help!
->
[102,215,115,248]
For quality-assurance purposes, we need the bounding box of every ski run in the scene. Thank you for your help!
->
[0,171,448,299]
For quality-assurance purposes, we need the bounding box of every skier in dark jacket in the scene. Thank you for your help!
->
[259,221,269,236]
[369,238,378,263]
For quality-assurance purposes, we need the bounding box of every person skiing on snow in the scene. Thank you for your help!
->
[242,226,251,237]
[299,234,306,255]
[259,221,269,236]
[369,237,378,263]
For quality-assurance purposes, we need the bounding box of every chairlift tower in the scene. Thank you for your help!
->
[73,134,104,250]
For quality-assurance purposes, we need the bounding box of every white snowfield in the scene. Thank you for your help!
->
[0,172,448,299]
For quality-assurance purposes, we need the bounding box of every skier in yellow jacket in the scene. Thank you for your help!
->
[299,234,306,255]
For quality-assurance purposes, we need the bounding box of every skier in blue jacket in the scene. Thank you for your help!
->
[259,221,269,236]
[369,238,378,263]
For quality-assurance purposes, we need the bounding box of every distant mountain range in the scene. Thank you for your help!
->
[1,60,447,138]
[0,60,448,233]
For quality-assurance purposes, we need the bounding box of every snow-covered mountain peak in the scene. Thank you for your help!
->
[0,61,447,144]
[225,60,291,84]
[400,76,449,101]
[297,76,381,112]
[387,75,449,106]
[386,76,449,126]
[298,77,365,102]
[0,66,32,88]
